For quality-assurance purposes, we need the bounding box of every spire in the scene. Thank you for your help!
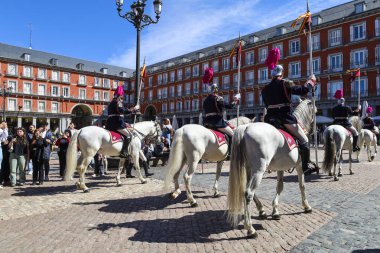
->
[307,0,310,12]
[29,23,33,49]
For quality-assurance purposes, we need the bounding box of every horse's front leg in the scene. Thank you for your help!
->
[115,158,125,186]
[184,160,199,207]
[272,171,284,219]
[213,161,224,198]
[253,194,267,219]
[296,166,312,213]
[132,154,146,184]
[348,149,354,175]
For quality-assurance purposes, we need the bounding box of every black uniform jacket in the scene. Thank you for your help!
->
[203,94,235,128]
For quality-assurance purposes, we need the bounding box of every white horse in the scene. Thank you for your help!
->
[357,128,378,162]
[227,99,315,238]
[64,121,162,192]
[163,116,253,207]
[322,125,354,181]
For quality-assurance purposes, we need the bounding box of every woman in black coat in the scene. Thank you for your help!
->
[30,130,46,185]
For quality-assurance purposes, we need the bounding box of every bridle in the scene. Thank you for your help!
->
[133,122,161,143]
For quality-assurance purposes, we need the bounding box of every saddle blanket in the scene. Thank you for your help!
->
[346,129,352,137]
[210,129,227,146]
[278,129,297,150]
[109,131,123,144]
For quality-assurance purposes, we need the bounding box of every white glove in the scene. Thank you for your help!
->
[358,105,362,110]
[233,94,241,101]
[134,104,140,110]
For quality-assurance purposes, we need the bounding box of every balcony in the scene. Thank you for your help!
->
[244,79,254,87]
[350,31,367,42]
[327,64,343,73]
[289,49,300,56]
[328,37,342,47]
[376,28,380,37]
[307,42,320,51]
[350,59,368,69]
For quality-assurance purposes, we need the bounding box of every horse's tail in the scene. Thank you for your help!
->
[163,128,185,191]
[358,129,365,150]
[322,128,335,173]
[64,130,79,181]
[227,124,248,228]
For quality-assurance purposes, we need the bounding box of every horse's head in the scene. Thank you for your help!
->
[293,99,317,135]
[152,120,162,144]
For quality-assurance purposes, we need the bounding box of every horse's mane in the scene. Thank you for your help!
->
[293,99,314,134]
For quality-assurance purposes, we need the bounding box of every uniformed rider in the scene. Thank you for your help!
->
[332,90,360,151]
[362,106,379,135]
[261,65,316,175]
[203,84,240,138]
[105,87,139,158]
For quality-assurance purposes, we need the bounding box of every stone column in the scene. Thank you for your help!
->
[17,117,22,127]
[47,118,51,126]
[32,117,37,127]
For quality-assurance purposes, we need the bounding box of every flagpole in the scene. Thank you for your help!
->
[357,68,361,108]
[236,35,242,127]
[133,57,146,129]
[306,0,319,170]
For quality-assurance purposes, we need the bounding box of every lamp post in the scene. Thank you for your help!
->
[1,81,13,121]
[115,0,163,105]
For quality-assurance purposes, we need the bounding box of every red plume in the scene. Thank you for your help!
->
[202,67,214,85]
[265,48,281,70]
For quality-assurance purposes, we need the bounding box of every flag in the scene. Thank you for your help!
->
[229,39,242,65]
[140,61,147,83]
[346,68,360,82]
[291,11,312,35]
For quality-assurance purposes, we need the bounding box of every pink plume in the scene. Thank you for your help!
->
[265,48,281,70]
[114,85,124,98]
[366,106,373,114]
[203,67,214,85]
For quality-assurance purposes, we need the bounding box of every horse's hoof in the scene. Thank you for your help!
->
[328,173,333,176]
[190,202,198,208]
[338,173,342,177]
[272,214,281,220]
[141,181,147,184]
[371,156,375,161]
[334,177,339,181]
[350,171,354,175]
[116,183,122,187]
[304,208,312,214]
[247,231,258,239]
[75,182,80,190]
[258,211,268,220]
[213,193,221,198]
[83,189,90,193]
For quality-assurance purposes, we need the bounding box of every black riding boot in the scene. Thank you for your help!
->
[142,161,154,177]
[125,162,135,178]
[299,142,315,175]
[352,135,360,152]
[226,136,232,160]
[120,136,131,158]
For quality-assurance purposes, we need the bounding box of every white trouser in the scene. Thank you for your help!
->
[117,128,132,138]
[372,126,379,135]
[346,126,358,136]
[284,124,308,144]
[217,126,234,138]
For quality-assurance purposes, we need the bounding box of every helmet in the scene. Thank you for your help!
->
[210,83,218,93]
[338,98,345,105]
[271,65,283,77]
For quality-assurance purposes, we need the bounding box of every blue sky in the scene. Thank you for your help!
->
[0,0,350,69]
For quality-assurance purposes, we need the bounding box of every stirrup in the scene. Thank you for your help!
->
[303,162,318,176]
[353,146,360,152]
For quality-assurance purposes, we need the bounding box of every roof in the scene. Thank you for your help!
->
[0,42,134,77]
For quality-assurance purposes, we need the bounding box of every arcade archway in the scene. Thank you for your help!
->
[144,105,157,121]
[71,104,93,129]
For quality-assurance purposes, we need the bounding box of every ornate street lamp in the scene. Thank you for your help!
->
[116,0,163,105]
[1,81,13,121]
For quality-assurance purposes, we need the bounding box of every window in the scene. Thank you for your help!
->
[307,57,321,75]
[351,49,368,68]
[246,92,254,107]
[328,53,343,72]
[148,76,153,87]
[245,71,254,86]
[62,72,70,83]
[184,100,190,112]
[103,92,109,101]
[7,64,17,75]
[62,87,69,97]
[94,77,100,87]
[245,51,254,65]
[162,103,167,113]
[170,102,175,112]
[259,47,267,63]
[185,83,191,95]
[355,2,366,13]
[148,90,153,101]
[273,44,283,58]
[350,22,366,41]
[38,101,45,112]
[51,86,59,97]
[51,102,58,113]
[376,19,380,37]
[23,66,32,77]
[222,58,230,71]
[212,60,219,72]
[129,94,134,103]
[177,84,182,96]
[232,57,238,69]
[8,99,16,111]
[23,82,32,94]
[223,95,230,104]
[193,81,199,94]
[8,80,17,92]
[202,62,209,72]
[328,81,343,99]
[38,84,45,95]
[192,65,199,77]
[376,46,380,65]
[203,83,208,93]
[177,69,183,81]
[222,75,230,89]
[377,76,380,95]
[233,73,242,88]
[79,89,86,99]
[23,54,30,61]
[185,67,191,79]
[312,15,322,26]
[176,101,182,112]
[101,68,108,74]
[163,73,168,84]
[38,68,46,79]
[351,77,368,97]
[192,99,199,111]
[94,91,100,100]
[51,71,60,81]
[309,34,320,50]
[79,75,86,85]
[113,80,118,89]
[170,71,175,82]
[259,68,268,84]
[169,86,175,97]
[103,78,110,88]
[23,100,31,112]
[289,62,301,78]
[290,39,300,55]
[329,28,342,47]
[157,89,162,99]
[162,87,168,98]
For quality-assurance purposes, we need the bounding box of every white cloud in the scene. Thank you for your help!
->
[108,0,349,68]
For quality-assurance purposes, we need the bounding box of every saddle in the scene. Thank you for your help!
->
[108,130,124,144]
[267,118,297,150]
[209,129,229,147]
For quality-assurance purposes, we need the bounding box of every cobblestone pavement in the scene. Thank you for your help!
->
[0,149,379,252]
